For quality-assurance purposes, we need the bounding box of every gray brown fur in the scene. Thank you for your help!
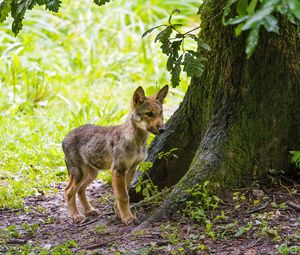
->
[62,85,169,224]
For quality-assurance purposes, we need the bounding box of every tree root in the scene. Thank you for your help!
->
[131,188,170,209]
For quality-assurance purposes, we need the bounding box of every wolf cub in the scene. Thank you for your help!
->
[62,85,169,224]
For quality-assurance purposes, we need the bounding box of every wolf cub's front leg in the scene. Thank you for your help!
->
[112,167,134,225]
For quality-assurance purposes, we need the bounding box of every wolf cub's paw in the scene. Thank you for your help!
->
[72,213,86,224]
[122,215,135,225]
[85,208,100,216]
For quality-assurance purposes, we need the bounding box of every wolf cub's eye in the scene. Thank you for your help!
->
[145,112,154,117]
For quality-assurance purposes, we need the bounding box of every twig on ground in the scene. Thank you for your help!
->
[78,233,129,250]
[102,211,116,217]
[78,212,115,228]
[0,209,21,214]
[78,218,100,228]
[154,240,170,246]
[279,179,294,197]
[133,233,161,239]
[246,201,269,215]
[286,201,300,212]
[6,238,27,244]
[280,176,299,187]
[231,187,257,191]
[247,237,264,248]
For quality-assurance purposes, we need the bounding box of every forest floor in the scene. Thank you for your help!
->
[0,178,299,255]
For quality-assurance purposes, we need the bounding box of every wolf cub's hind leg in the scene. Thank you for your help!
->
[64,172,86,223]
[77,167,99,216]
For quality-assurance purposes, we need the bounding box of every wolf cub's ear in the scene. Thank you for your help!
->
[133,86,145,107]
[156,85,169,104]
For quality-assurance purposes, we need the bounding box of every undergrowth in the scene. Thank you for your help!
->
[0,0,199,209]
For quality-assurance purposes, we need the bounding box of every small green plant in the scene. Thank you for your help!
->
[135,161,158,199]
[234,222,253,237]
[3,240,78,255]
[94,223,107,234]
[4,242,34,255]
[22,223,39,237]
[183,181,223,239]
[108,242,119,253]
[48,240,78,255]
[278,243,300,255]
[217,221,252,239]
[149,242,159,253]
[157,148,178,160]
[6,225,20,238]
[41,216,55,225]
[160,223,207,253]
[135,148,178,199]
[134,159,170,206]
[0,223,39,241]
[248,210,283,242]
[35,205,48,214]
[232,191,246,210]
[267,168,285,184]
[290,151,300,169]
[160,224,181,245]
[184,181,222,223]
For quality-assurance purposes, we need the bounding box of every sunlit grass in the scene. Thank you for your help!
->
[0,0,199,208]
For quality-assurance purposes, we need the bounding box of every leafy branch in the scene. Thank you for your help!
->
[142,9,211,87]
[223,0,300,58]
[93,0,111,6]
[0,0,63,34]
[0,0,112,35]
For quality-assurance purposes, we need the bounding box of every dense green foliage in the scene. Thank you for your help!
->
[0,0,62,34]
[223,0,300,57]
[0,0,198,208]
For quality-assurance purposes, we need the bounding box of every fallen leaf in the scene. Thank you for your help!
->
[244,248,257,255]
[252,189,265,198]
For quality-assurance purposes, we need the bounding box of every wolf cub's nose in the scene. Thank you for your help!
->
[158,128,165,134]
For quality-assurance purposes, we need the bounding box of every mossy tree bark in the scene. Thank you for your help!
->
[130,0,300,215]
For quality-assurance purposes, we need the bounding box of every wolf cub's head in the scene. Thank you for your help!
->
[131,85,169,135]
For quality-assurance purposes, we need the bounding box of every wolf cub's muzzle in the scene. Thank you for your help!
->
[158,127,165,134]
[148,125,165,135]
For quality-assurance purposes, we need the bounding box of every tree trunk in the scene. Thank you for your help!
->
[130,0,300,211]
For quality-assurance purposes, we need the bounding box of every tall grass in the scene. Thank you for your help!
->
[0,0,200,208]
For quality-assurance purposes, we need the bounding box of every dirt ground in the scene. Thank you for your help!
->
[0,179,299,255]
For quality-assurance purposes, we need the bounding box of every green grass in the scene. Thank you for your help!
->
[0,0,199,208]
